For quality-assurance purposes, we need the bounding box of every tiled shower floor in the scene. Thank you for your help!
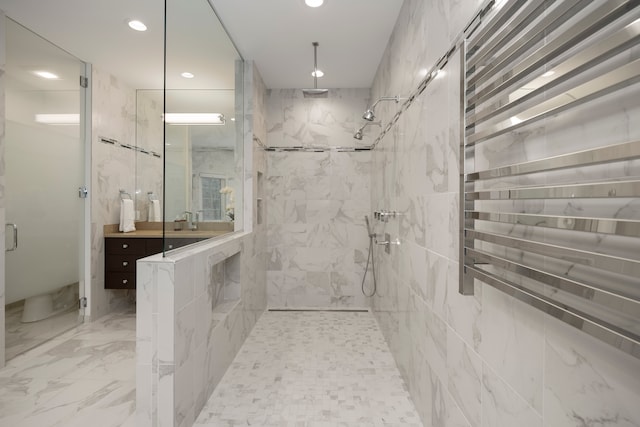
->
[195,310,423,427]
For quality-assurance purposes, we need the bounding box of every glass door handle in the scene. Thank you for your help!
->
[5,223,18,251]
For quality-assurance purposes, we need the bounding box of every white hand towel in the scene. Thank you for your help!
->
[148,199,162,222]
[119,199,136,233]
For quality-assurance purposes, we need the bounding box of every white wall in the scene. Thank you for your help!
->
[370,1,640,426]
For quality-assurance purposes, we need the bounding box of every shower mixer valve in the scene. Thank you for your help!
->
[374,210,400,222]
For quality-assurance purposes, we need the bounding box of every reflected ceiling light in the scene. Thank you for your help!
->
[542,70,555,77]
[305,0,324,7]
[311,69,324,78]
[128,20,147,31]
[34,70,59,79]
[181,72,194,79]
[35,113,80,125]
[510,116,523,125]
[230,117,236,121]
[164,113,225,125]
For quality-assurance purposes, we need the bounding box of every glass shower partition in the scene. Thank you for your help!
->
[4,18,86,360]
[163,0,244,254]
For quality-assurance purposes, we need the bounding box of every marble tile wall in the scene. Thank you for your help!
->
[265,89,373,308]
[134,91,163,221]
[266,88,372,149]
[370,1,640,426]
[90,67,139,320]
[136,61,267,427]
[0,11,7,369]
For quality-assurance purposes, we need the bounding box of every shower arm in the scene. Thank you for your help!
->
[367,96,400,111]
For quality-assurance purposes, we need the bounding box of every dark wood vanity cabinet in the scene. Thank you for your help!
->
[104,238,163,289]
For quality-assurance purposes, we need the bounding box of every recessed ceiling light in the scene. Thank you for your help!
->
[542,70,555,77]
[311,70,324,78]
[34,70,59,79]
[305,0,324,7]
[181,72,195,79]
[128,20,147,32]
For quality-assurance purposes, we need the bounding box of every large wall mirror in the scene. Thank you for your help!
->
[138,0,243,253]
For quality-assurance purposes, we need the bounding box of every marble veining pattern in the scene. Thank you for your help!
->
[266,148,372,309]
[369,0,640,426]
[195,310,423,427]
[0,309,136,427]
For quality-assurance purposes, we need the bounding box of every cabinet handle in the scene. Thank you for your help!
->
[122,243,129,249]
[122,261,129,267]
[122,279,128,284]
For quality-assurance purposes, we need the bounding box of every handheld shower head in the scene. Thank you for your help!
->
[364,215,375,238]
[353,121,381,140]
[362,96,400,121]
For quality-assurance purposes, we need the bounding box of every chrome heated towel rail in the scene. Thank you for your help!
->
[460,0,640,359]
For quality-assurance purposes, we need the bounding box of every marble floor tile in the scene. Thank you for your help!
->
[194,310,423,427]
[0,309,136,427]
[5,303,81,361]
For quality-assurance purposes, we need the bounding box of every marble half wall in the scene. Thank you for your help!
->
[136,232,265,427]
[370,1,640,427]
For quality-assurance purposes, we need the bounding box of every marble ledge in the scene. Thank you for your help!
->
[104,221,233,239]
[138,230,251,263]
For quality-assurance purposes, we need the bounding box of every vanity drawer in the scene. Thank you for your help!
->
[105,238,146,254]
[105,254,137,272]
[146,238,163,254]
[105,272,136,289]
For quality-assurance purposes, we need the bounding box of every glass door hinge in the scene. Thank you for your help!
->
[80,76,88,88]
[79,297,88,308]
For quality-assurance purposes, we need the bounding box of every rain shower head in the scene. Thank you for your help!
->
[362,96,400,121]
[302,42,329,98]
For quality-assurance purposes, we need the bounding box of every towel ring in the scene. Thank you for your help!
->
[119,190,132,200]
[147,191,158,201]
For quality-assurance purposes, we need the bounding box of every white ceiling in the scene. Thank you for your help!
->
[212,0,404,89]
[0,0,403,90]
